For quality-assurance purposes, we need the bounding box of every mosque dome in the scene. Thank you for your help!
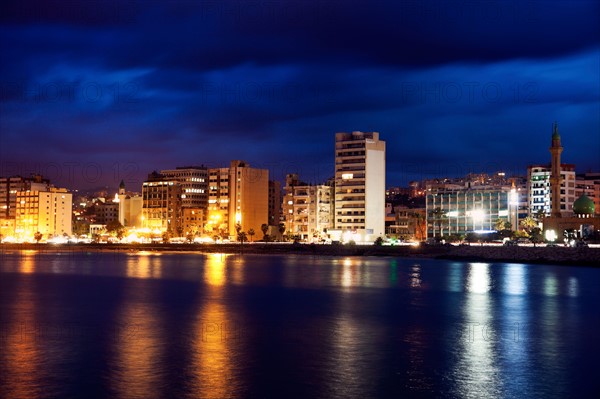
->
[573,195,595,215]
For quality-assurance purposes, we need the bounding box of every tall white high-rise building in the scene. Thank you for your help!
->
[333,131,386,241]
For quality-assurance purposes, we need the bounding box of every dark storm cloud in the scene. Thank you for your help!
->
[0,0,599,188]
[3,0,599,69]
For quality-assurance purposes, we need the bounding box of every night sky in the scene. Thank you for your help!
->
[1,0,599,190]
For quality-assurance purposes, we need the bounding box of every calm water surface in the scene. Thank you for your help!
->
[0,250,598,398]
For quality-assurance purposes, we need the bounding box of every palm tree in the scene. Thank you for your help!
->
[529,227,543,247]
[261,223,269,240]
[494,218,506,231]
[34,231,43,243]
[410,212,426,241]
[248,228,255,242]
[237,231,247,243]
[278,222,286,241]
[534,208,545,222]
[520,216,537,235]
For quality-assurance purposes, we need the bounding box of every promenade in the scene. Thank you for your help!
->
[2,243,599,266]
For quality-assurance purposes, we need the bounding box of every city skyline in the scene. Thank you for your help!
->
[1,1,599,190]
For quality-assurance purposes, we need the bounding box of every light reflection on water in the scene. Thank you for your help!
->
[0,252,597,398]
[1,275,46,399]
[126,252,163,279]
[191,253,239,399]
[503,264,527,296]
[453,263,502,399]
[20,251,36,274]
[110,276,164,398]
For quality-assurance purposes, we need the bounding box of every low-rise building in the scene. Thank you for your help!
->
[116,181,143,228]
[96,200,119,225]
[575,172,600,216]
[425,173,525,238]
[386,207,426,241]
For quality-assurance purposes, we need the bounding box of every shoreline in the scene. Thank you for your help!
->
[2,243,599,267]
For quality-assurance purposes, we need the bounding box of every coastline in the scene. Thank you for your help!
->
[1,243,599,267]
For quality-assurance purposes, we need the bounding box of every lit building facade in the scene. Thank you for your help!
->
[116,181,143,228]
[1,175,49,220]
[424,173,526,237]
[227,160,268,238]
[528,164,576,217]
[426,187,512,237]
[208,161,268,238]
[283,174,333,242]
[159,166,208,235]
[15,187,72,240]
[182,208,204,236]
[141,172,182,234]
[207,167,230,237]
[333,131,386,241]
[160,166,208,209]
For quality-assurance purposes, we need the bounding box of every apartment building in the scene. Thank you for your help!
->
[333,131,386,241]
[283,174,333,242]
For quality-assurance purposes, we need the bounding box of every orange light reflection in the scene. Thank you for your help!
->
[190,253,240,397]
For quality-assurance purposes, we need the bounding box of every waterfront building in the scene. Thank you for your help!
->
[160,166,208,210]
[282,173,333,242]
[207,167,230,238]
[575,172,600,215]
[386,206,426,241]
[116,181,143,228]
[541,123,599,239]
[333,131,386,242]
[208,160,268,239]
[95,200,119,225]
[528,123,577,217]
[528,164,576,217]
[0,175,49,220]
[156,167,209,235]
[425,173,525,238]
[141,171,183,234]
[15,186,72,240]
[182,207,204,237]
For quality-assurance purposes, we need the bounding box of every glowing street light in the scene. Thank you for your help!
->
[545,229,557,242]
